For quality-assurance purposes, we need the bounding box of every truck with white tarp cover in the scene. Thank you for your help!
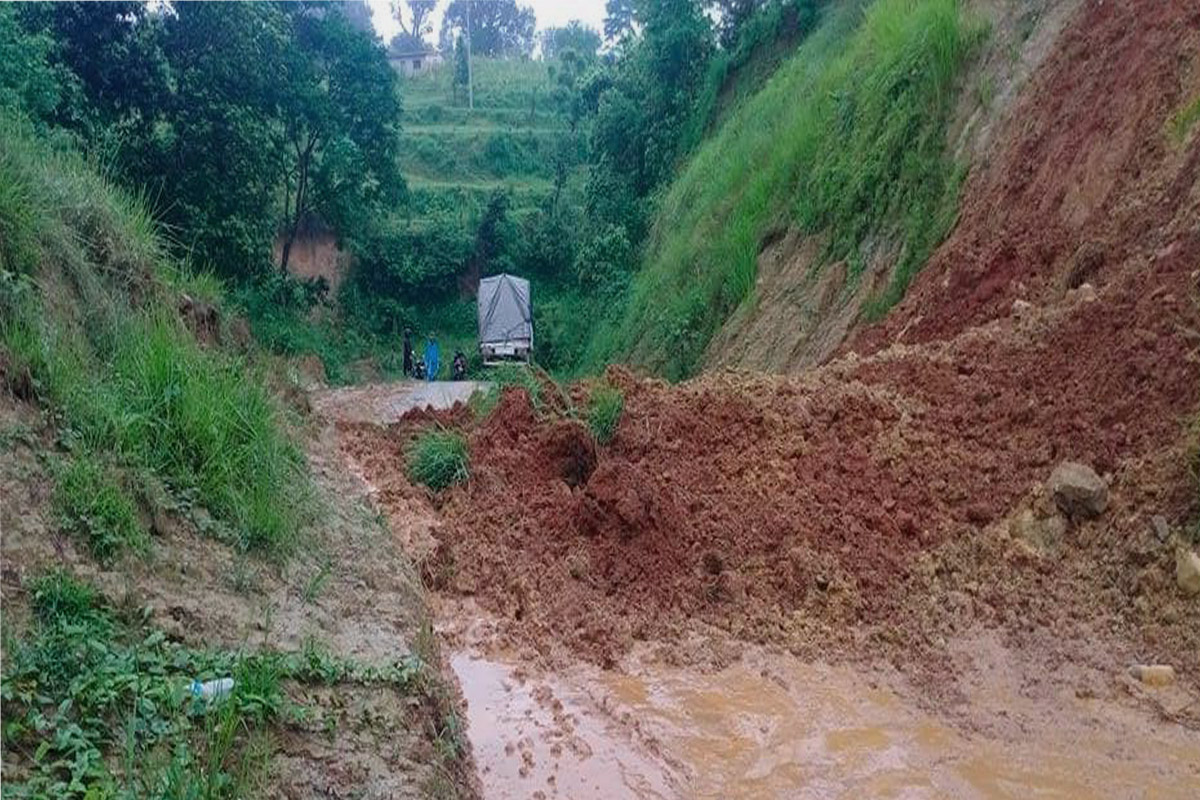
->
[477,273,533,364]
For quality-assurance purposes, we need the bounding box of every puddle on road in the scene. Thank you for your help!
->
[451,650,1200,800]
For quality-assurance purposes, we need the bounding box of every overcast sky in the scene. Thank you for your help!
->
[366,0,608,46]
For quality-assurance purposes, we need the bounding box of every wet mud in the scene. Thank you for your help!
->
[450,632,1200,800]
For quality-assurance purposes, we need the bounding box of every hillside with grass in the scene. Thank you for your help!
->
[0,121,471,798]
[579,0,982,378]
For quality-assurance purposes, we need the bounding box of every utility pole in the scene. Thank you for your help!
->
[465,0,474,111]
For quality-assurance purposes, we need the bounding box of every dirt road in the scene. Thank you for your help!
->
[317,377,1200,800]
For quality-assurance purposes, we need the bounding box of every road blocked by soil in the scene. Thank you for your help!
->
[319,376,1200,799]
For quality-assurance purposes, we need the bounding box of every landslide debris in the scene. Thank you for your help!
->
[339,1,1200,705]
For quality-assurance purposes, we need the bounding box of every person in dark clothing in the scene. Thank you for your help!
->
[452,350,467,380]
[402,328,413,376]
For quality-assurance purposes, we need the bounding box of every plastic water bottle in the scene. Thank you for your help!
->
[191,677,234,701]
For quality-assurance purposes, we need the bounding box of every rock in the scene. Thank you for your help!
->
[1077,282,1097,302]
[1047,462,1108,518]
[1176,547,1200,596]
[1012,298,1033,317]
[1128,664,1176,687]
[1150,515,1171,544]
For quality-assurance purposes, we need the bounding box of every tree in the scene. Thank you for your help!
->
[541,21,601,61]
[277,5,404,272]
[603,0,636,43]
[439,0,535,58]
[0,6,77,123]
[473,189,518,275]
[337,1,378,38]
[452,34,470,103]
[710,0,765,48]
[144,2,292,276]
[589,0,713,196]
[12,1,168,141]
[392,0,437,45]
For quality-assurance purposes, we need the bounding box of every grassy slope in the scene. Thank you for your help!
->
[0,121,306,553]
[399,57,568,202]
[583,0,983,380]
[0,119,469,797]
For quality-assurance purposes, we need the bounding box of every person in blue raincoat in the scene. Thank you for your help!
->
[423,335,440,381]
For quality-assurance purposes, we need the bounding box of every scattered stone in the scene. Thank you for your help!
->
[1176,547,1200,596]
[1047,461,1108,518]
[1012,298,1033,317]
[1077,282,1098,302]
[1150,515,1171,544]
[1128,664,1176,687]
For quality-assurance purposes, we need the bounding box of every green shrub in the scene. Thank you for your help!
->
[53,455,147,564]
[406,429,470,491]
[587,384,625,444]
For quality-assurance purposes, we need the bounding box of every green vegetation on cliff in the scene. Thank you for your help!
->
[584,0,983,379]
[0,120,307,553]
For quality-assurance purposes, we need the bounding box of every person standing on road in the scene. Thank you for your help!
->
[402,328,413,376]
[424,335,440,382]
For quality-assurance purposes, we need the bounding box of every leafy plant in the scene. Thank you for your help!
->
[1,571,430,799]
[586,384,624,444]
[406,428,470,491]
[53,455,147,564]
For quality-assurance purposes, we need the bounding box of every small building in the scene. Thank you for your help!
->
[388,43,443,78]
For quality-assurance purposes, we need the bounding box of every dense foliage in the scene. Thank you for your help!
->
[2,0,978,383]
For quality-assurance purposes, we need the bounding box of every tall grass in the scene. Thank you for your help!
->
[586,384,624,444]
[0,117,307,554]
[53,454,148,564]
[584,0,982,379]
[406,428,470,491]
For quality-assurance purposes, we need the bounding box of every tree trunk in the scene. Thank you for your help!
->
[280,137,315,274]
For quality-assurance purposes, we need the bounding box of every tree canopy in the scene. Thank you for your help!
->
[439,0,536,57]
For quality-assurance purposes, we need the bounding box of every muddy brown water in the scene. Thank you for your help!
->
[451,644,1200,800]
[316,380,1200,800]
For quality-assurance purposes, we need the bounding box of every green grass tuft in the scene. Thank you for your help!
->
[406,429,470,491]
[586,384,625,445]
[1168,94,1200,144]
[53,455,148,564]
[28,568,105,628]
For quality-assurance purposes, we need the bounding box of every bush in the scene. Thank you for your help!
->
[406,429,470,491]
[53,455,147,564]
[586,384,624,444]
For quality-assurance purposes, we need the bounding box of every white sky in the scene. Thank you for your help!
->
[366,0,608,47]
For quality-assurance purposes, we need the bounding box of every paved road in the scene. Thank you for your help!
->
[310,379,491,425]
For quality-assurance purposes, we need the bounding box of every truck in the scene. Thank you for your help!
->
[477,273,533,364]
